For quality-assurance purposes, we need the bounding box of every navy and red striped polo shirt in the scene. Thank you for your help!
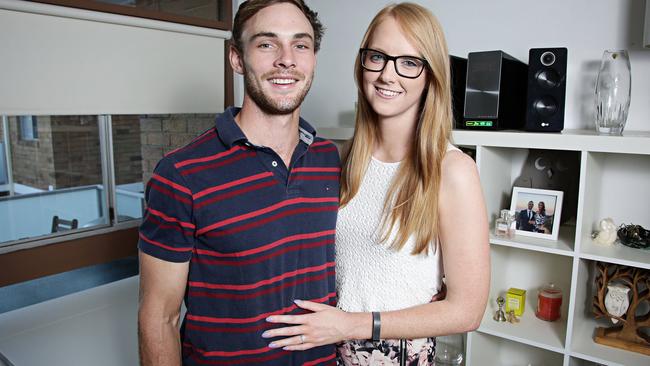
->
[138,107,340,366]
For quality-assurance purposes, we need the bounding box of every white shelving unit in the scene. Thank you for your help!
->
[320,128,650,366]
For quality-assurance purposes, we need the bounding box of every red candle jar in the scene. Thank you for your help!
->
[536,283,562,322]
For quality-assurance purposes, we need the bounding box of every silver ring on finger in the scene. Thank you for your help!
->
[299,334,305,344]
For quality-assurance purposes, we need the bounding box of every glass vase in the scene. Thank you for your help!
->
[595,50,631,135]
[434,334,464,365]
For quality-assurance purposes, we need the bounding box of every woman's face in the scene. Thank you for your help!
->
[538,202,545,211]
[362,17,428,122]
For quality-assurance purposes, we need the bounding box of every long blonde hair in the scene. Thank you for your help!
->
[340,3,453,255]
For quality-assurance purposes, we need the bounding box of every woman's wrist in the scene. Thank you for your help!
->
[345,312,374,340]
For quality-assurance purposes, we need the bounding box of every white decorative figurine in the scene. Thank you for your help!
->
[604,283,630,324]
[593,218,617,246]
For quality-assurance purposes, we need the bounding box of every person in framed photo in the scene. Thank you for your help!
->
[517,200,536,232]
[534,201,548,233]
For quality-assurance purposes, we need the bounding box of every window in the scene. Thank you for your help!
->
[1,116,109,245]
[112,114,214,222]
[32,0,231,30]
[19,116,38,141]
[0,113,215,246]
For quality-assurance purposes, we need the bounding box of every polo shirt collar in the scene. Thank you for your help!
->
[215,106,317,148]
[215,107,247,148]
[298,122,315,145]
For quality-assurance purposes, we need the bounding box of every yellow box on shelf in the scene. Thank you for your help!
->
[506,288,526,316]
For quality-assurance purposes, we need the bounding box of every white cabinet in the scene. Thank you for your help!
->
[455,129,650,366]
[321,128,650,366]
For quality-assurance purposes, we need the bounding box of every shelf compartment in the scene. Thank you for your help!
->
[490,224,576,256]
[578,152,650,268]
[477,146,580,253]
[467,331,564,366]
[569,259,650,366]
[477,307,567,354]
[569,356,609,366]
[570,316,650,366]
[482,245,572,352]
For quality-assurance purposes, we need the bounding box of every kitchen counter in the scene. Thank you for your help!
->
[0,276,139,366]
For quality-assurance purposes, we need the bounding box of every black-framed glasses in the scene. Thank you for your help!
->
[359,48,428,79]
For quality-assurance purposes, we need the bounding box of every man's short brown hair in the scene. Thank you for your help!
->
[232,0,324,52]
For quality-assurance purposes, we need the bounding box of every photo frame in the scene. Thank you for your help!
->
[510,187,564,241]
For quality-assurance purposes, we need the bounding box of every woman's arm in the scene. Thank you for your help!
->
[264,150,490,350]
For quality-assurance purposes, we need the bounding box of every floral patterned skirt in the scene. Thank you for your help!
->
[336,338,436,366]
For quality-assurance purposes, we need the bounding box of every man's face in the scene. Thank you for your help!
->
[232,3,316,115]
[528,202,534,210]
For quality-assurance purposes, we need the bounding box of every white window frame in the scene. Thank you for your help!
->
[18,116,38,141]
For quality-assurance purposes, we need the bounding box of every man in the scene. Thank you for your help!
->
[137,1,339,365]
[517,200,536,231]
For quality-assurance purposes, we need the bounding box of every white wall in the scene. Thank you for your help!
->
[0,0,228,115]
[291,0,650,132]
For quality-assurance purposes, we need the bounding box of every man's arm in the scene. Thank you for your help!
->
[138,251,189,366]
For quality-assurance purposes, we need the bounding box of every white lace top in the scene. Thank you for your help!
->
[335,144,458,312]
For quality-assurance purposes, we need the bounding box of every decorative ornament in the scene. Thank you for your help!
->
[592,262,650,355]
[591,218,617,246]
[595,49,631,135]
[536,283,562,322]
[493,297,506,322]
[604,283,630,324]
[617,223,650,249]
[507,310,520,324]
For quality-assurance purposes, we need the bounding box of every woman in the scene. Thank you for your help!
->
[535,201,547,233]
[263,3,490,364]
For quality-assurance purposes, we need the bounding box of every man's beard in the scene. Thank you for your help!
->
[243,66,313,115]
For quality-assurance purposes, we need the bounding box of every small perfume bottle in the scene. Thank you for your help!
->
[494,209,512,237]
[508,210,517,234]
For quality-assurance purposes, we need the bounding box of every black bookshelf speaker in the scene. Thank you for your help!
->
[462,50,528,130]
[450,55,467,129]
[524,48,568,132]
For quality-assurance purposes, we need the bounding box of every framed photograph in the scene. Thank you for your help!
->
[510,187,564,241]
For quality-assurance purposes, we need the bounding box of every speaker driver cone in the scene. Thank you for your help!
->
[535,69,561,88]
[534,96,558,117]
